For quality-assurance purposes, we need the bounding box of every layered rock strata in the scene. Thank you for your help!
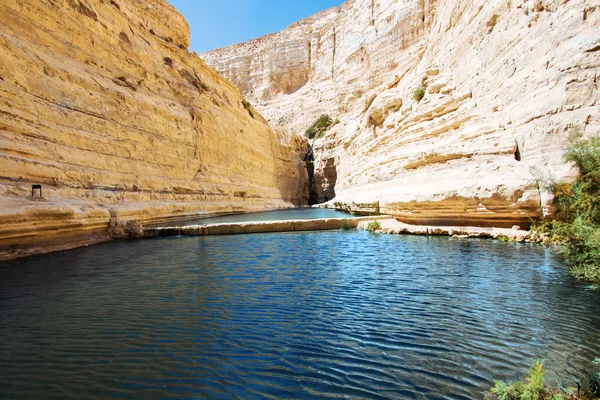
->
[203,0,600,227]
[0,0,307,260]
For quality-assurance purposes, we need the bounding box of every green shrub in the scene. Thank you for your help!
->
[305,114,333,139]
[523,360,546,399]
[341,219,351,230]
[489,359,600,400]
[491,381,526,400]
[366,220,381,233]
[489,361,546,400]
[413,86,425,102]
[534,130,600,283]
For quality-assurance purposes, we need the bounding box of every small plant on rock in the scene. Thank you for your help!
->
[413,86,425,102]
[305,114,333,139]
[490,360,546,400]
[489,358,600,400]
[341,219,351,230]
[366,220,381,233]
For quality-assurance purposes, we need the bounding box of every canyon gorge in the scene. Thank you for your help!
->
[1,0,599,260]
[2,2,600,397]
[203,0,600,228]
[0,0,308,260]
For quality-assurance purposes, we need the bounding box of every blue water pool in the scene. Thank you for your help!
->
[0,231,599,399]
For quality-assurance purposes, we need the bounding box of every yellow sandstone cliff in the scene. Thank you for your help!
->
[0,0,308,260]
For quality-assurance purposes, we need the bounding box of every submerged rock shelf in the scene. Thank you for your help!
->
[361,218,537,242]
[144,216,392,237]
[143,215,538,243]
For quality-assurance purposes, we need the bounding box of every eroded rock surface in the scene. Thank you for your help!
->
[203,0,600,227]
[0,0,308,260]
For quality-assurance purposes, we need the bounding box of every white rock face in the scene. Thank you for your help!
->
[202,0,600,227]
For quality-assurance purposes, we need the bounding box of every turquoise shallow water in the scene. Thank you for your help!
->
[154,208,351,227]
[1,231,600,399]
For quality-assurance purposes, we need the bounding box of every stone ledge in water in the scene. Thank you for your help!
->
[143,216,394,237]
[358,219,535,241]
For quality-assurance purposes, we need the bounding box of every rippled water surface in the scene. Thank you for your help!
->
[157,208,351,227]
[1,232,600,399]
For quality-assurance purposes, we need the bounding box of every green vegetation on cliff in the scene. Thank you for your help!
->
[306,114,333,139]
[413,86,425,102]
[535,131,600,283]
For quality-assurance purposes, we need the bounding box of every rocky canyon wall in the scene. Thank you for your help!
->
[202,0,600,228]
[0,0,308,260]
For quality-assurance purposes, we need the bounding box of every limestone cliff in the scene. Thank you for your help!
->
[203,0,600,227]
[0,0,308,260]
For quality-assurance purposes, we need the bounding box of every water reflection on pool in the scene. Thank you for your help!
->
[1,231,599,399]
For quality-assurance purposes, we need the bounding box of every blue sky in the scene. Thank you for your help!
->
[168,0,345,53]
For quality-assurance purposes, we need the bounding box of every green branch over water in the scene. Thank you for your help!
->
[534,130,600,284]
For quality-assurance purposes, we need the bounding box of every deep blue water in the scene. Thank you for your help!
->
[1,231,600,399]
[157,208,351,227]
